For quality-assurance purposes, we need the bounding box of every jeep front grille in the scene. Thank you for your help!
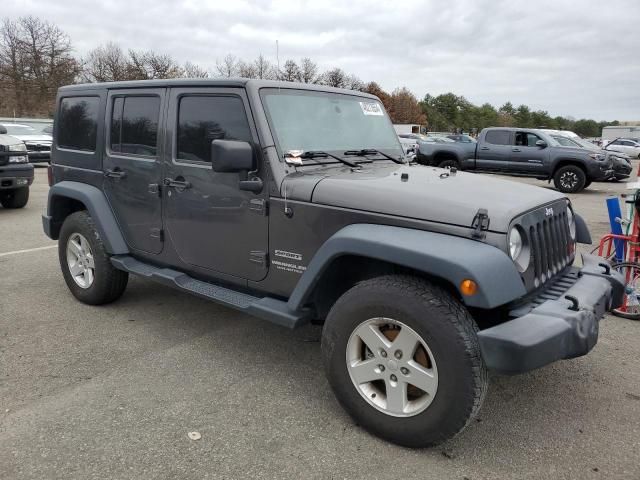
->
[516,201,575,291]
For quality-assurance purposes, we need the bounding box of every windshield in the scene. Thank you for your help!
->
[2,124,37,135]
[262,89,403,158]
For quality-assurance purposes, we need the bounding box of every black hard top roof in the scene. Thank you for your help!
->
[59,78,379,99]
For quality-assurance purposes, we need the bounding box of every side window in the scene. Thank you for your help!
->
[110,96,160,156]
[485,130,511,145]
[58,97,100,151]
[526,133,542,146]
[177,96,252,163]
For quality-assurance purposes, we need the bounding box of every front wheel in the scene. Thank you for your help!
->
[0,187,29,209]
[553,165,586,193]
[437,158,459,169]
[321,275,488,448]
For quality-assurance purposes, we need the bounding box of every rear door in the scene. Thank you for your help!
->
[103,88,166,254]
[475,130,513,171]
[508,131,549,173]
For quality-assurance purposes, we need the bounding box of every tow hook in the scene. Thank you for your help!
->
[565,295,580,311]
[598,262,611,275]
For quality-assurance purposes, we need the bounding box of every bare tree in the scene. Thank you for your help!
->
[345,74,364,91]
[182,61,209,78]
[215,54,237,77]
[127,49,182,80]
[298,57,318,83]
[81,42,129,82]
[280,59,300,82]
[320,67,347,88]
[253,54,275,79]
[237,60,257,79]
[0,16,79,116]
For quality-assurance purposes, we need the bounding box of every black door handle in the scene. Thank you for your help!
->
[512,148,521,152]
[480,146,490,151]
[163,177,192,190]
[105,168,126,179]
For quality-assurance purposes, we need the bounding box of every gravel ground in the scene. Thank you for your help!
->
[0,169,639,480]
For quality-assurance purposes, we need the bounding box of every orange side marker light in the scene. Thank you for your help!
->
[460,279,478,296]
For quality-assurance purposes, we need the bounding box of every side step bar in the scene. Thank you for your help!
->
[110,255,310,329]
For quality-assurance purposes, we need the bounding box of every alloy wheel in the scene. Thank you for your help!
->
[66,232,95,289]
[346,317,438,417]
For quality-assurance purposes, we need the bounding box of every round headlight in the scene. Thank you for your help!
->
[509,227,523,260]
[509,226,530,272]
[567,207,576,240]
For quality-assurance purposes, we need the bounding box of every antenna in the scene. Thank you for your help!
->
[276,40,280,81]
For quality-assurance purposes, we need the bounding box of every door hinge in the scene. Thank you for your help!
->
[249,251,268,266]
[471,208,490,239]
[149,183,161,197]
[249,198,268,216]
[150,228,163,241]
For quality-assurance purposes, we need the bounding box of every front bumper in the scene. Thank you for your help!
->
[478,254,624,374]
[0,163,34,190]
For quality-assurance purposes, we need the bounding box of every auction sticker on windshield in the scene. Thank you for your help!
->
[359,102,384,116]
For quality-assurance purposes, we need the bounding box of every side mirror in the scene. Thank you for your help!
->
[211,139,255,172]
[211,139,262,193]
[0,125,7,135]
[535,140,547,148]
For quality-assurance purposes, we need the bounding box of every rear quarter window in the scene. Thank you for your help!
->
[58,97,100,151]
[485,130,511,145]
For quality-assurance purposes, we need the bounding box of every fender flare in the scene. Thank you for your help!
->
[575,213,591,244]
[287,224,526,311]
[44,181,129,254]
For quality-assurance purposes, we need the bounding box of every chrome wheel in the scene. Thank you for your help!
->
[346,317,438,417]
[66,233,95,289]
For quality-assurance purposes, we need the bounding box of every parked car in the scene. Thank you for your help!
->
[0,125,33,208]
[0,123,53,163]
[549,132,632,181]
[605,138,640,159]
[415,127,613,193]
[43,79,622,448]
[447,134,476,143]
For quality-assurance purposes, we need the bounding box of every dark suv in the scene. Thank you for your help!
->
[43,79,623,448]
[0,125,33,208]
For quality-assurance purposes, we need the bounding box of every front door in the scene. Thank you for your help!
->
[509,131,549,174]
[163,88,268,281]
[103,89,165,254]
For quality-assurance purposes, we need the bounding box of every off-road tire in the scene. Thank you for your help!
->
[553,165,586,193]
[58,210,128,305]
[321,275,488,448]
[437,158,459,169]
[0,187,29,209]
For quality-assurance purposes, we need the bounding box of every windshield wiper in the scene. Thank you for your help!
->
[343,149,404,164]
[301,151,360,168]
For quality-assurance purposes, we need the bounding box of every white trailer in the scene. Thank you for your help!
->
[393,124,424,135]
[602,125,640,143]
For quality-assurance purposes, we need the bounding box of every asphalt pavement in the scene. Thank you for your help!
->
[1,169,639,479]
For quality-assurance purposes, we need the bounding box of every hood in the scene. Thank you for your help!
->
[0,134,24,147]
[285,163,565,233]
[13,134,52,143]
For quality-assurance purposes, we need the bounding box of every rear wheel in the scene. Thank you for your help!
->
[59,211,129,305]
[321,275,487,447]
[553,165,586,193]
[0,187,29,209]
[611,262,640,320]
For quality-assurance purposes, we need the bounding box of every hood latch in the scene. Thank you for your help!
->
[471,208,490,239]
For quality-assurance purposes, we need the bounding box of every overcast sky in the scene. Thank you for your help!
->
[5,0,640,120]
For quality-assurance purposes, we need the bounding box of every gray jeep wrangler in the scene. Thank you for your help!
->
[43,79,623,448]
